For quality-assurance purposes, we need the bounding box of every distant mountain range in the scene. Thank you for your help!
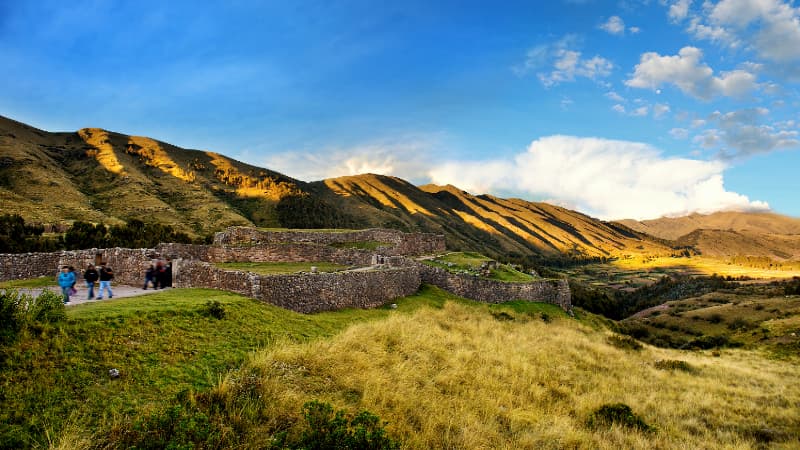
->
[2,115,797,261]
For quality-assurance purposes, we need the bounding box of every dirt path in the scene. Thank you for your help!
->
[16,285,169,306]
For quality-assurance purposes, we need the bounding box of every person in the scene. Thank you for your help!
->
[143,264,155,289]
[84,264,99,299]
[98,262,114,299]
[154,260,164,289]
[68,266,78,295]
[164,258,173,288]
[57,265,76,304]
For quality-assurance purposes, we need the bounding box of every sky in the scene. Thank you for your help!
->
[2,0,800,220]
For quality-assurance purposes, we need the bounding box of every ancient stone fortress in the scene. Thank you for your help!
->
[0,227,571,313]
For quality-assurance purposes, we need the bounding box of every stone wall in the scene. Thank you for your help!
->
[158,243,373,267]
[174,260,420,313]
[418,263,572,311]
[0,248,162,286]
[213,227,445,256]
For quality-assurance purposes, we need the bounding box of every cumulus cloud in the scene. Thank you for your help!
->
[676,0,800,73]
[267,140,434,183]
[514,35,614,87]
[625,46,759,99]
[653,103,671,118]
[599,16,626,34]
[428,136,768,220]
[668,0,692,22]
[605,91,625,102]
[705,107,800,158]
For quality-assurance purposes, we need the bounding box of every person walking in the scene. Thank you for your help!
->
[83,264,99,299]
[143,264,155,289]
[98,262,114,299]
[57,265,76,304]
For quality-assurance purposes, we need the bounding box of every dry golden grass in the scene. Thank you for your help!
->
[222,303,799,449]
[613,256,800,280]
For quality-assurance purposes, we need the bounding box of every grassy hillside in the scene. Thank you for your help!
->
[312,174,674,259]
[1,286,798,448]
[618,212,800,261]
[2,115,672,258]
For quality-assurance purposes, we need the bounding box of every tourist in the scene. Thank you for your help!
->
[83,264,99,299]
[68,266,78,295]
[154,260,164,289]
[97,262,114,299]
[164,258,172,288]
[57,265,76,304]
[143,264,155,289]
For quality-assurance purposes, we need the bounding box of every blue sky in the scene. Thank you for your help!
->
[2,0,800,220]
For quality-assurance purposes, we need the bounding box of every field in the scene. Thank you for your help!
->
[1,285,798,448]
[556,256,800,291]
[213,261,349,274]
[0,276,56,289]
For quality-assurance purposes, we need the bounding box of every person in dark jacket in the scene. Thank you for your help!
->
[98,262,114,299]
[164,259,173,288]
[144,264,155,289]
[83,264,99,300]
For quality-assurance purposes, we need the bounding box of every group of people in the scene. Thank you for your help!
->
[57,262,114,304]
[57,259,173,304]
[143,259,172,290]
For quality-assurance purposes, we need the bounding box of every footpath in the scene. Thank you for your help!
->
[16,285,168,306]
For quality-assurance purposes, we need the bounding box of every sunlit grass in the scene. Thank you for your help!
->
[0,276,56,288]
[612,256,800,279]
[226,302,800,449]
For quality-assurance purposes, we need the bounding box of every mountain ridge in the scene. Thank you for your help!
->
[3,114,794,261]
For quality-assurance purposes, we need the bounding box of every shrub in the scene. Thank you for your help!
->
[24,289,66,324]
[727,318,751,331]
[540,312,551,323]
[607,334,643,351]
[586,403,654,432]
[201,300,226,320]
[653,359,696,373]
[707,313,723,324]
[278,400,400,450]
[0,290,22,345]
[115,404,225,449]
[491,311,514,322]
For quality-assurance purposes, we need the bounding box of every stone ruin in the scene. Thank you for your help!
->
[0,227,571,313]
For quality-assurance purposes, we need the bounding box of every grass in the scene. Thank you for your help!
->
[213,261,349,274]
[0,276,57,288]
[202,301,800,449]
[4,285,799,448]
[622,289,800,355]
[423,252,536,282]
[330,241,392,250]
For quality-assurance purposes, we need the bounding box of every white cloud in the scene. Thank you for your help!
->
[632,105,649,116]
[654,103,671,118]
[706,107,800,158]
[612,104,626,113]
[668,0,692,22]
[625,46,759,99]
[600,16,626,34]
[515,35,614,87]
[605,91,625,102]
[691,118,707,128]
[428,136,768,220]
[670,127,691,139]
[629,26,641,34]
[685,0,800,65]
[267,140,434,183]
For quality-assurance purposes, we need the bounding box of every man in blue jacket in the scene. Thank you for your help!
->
[57,265,76,304]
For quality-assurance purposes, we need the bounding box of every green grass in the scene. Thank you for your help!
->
[329,241,392,250]
[214,261,349,274]
[423,252,535,282]
[2,284,525,447]
[0,276,57,288]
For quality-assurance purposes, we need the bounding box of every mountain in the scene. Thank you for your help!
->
[617,212,800,260]
[0,115,672,258]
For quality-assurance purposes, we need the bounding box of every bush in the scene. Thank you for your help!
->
[607,334,643,351]
[707,313,724,324]
[540,312,551,323]
[0,290,22,345]
[653,359,696,373]
[587,403,654,432]
[282,400,399,450]
[491,311,514,322]
[201,300,226,320]
[727,318,751,331]
[115,404,225,449]
[23,289,66,324]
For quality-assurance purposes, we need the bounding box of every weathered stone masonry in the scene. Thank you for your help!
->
[0,227,571,312]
